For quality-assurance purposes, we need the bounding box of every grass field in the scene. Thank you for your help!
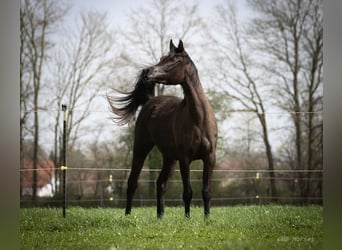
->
[20,205,322,249]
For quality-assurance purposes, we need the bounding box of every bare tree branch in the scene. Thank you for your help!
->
[50,11,117,153]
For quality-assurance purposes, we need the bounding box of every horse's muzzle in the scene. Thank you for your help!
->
[146,67,168,83]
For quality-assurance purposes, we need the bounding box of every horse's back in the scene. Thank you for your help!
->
[138,95,182,122]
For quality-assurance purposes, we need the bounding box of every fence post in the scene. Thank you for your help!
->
[61,104,67,218]
[255,172,260,205]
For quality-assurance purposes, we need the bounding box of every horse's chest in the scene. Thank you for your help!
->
[181,125,211,157]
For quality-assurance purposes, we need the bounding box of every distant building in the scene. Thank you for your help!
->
[21,160,57,197]
[217,159,241,187]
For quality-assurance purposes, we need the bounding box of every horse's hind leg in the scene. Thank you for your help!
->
[156,157,176,218]
[125,138,153,215]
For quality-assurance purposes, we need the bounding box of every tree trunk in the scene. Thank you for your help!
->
[305,97,314,201]
[293,84,305,201]
[20,123,24,197]
[258,113,278,202]
[32,96,39,201]
[53,108,60,195]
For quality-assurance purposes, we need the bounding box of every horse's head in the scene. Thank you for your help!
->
[146,40,197,85]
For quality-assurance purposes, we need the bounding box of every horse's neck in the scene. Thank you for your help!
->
[181,75,209,123]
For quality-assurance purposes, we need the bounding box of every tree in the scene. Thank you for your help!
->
[119,0,205,96]
[48,11,117,193]
[247,0,323,200]
[209,0,323,202]
[20,4,31,197]
[51,11,116,152]
[301,0,323,200]
[209,2,278,200]
[20,0,67,200]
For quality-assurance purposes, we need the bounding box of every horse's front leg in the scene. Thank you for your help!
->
[202,154,215,218]
[179,159,192,218]
[156,158,176,218]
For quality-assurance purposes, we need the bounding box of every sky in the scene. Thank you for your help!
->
[37,0,289,155]
[69,0,241,20]
[67,0,252,29]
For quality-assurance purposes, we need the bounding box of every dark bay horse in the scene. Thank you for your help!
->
[108,40,217,218]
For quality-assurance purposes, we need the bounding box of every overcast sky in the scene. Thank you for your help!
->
[66,0,251,30]
[38,0,288,154]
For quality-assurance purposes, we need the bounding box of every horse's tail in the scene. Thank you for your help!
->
[107,68,155,126]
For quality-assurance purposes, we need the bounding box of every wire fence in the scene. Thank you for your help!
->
[23,108,323,115]
[19,167,323,172]
[20,106,323,212]
[20,167,323,208]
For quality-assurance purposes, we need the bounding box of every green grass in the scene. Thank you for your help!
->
[20,205,322,249]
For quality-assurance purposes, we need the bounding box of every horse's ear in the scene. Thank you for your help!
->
[177,40,184,52]
[170,39,177,52]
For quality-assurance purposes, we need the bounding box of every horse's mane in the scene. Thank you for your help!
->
[107,69,156,126]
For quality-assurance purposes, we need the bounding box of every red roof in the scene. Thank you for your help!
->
[21,160,55,188]
[217,159,241,170]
